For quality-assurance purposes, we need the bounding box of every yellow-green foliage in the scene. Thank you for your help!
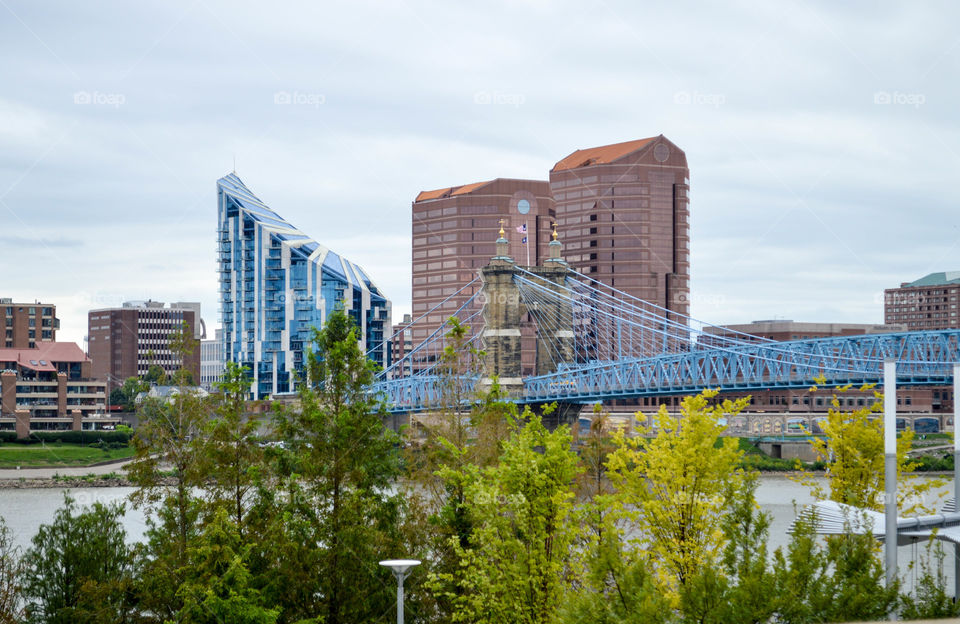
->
[805,379,942,514]
[606,389,750,603]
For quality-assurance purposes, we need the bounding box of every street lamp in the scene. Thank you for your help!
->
[379,559,420,624]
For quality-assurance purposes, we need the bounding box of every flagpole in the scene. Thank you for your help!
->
[526,220,530,266]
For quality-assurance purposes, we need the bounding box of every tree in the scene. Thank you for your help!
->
[21,496,134,624]
[429,410,582,624]
[0,518,23,624]
[200,362,264,535]
[606,390,749,602]
[175,509,278,624]
[268,309,404,624]
[804,380,938,514]
[401,317,518,621]
[127,325,209,619]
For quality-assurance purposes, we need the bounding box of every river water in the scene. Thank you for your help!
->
[0,475,953,593]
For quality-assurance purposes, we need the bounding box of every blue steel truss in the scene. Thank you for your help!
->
[370,265,960,413]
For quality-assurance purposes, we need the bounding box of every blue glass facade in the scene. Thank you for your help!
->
[217,173,391,399]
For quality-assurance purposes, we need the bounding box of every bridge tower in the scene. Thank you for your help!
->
[480,223,524,395]
[528,226,574,375]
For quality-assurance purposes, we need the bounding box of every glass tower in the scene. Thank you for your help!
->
[217,173,391,399]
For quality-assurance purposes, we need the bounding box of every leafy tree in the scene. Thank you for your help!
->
[429,410,582,624]
[176,509,278,624]
[803,380,939,513]
[268,309,404,624]
[127,327,209,619]
[200,362,263,535]
[143,364,166,385]
[401,317,518,621]
[606,390,748,602]
[0,518,23,624]
[899,538,960,620]
[679,474,776,624]
[20,496,134,624]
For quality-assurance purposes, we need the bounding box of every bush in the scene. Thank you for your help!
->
[10,431,131,445]
[0,431,16,443]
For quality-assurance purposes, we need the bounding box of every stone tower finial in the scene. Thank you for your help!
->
[546,221,565,264]
[494,218,512,262]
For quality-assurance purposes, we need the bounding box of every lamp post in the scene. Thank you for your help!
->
[379,559,420,624]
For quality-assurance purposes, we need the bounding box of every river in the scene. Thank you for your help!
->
[0,475,953,594]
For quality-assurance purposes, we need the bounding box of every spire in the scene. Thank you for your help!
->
[494,218,513,262]
[546,221,565,265]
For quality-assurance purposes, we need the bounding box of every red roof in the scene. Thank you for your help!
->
[551,137,659,172]
[415,180,491,202]
[0,342,89,372]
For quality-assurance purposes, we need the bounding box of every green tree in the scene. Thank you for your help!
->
[21,496,134,624]
[606,390,748,603]
[127,326,208,620]
[898,538,960,620]
[200,362,263,535]
[430,410,582,624]
[176,509,278,624]
[268,309,404,624]
[0,518,23,624]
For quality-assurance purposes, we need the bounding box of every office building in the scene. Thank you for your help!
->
[2,299,59,348]
[884,272,960,331]
[550,136,690,316]
[411,178,555,375]
[217,173,391,399]
[701,319,906,346]
[87,301,203,390]
[0,342,112,434]
[201,328,224,391]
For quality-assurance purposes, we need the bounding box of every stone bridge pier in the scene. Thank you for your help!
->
[480,227,581,427]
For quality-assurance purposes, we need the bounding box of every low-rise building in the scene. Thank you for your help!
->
[0,342,115,435]
[200,328,224,391]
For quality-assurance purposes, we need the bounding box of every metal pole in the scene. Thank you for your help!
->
[883,358,898,612]
[954,363,960,601]
[397,572,405,624]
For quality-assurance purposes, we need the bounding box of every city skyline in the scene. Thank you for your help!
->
[1,1,957,344]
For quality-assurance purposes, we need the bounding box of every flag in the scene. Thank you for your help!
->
[515,223,527,233]
[521,236,528,244]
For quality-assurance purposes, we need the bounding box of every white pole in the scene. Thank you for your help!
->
[883,358,898,609]
[954,363,960,600]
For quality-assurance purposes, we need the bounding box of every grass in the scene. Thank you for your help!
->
[0,443,135,468]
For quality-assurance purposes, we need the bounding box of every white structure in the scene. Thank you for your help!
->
[201,328,224,391]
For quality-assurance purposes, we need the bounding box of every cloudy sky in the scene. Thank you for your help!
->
[1,0,957,346]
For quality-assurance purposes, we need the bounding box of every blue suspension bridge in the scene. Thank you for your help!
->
[370,236,960,417]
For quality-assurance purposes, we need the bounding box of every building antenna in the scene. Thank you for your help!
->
[232,154,236,174]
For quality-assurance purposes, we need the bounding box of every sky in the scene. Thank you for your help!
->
[1,0,957,346]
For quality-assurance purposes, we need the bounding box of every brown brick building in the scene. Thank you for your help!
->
[0,342,112,434]
[884,271,960,331]
[2,298,59,348]
[408,178,555,375]
[549,136,690,316]
[87,301,203,390]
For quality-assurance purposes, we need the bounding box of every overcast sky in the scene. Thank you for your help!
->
[1,0,957,346]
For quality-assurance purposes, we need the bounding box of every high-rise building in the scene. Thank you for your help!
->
[1,298,59,348]
[217,173,391,399]
[550,136,690,316]
[884,272,960,331]
[87,301,203,390]
[200,328,224,391]
[411,178,555,375]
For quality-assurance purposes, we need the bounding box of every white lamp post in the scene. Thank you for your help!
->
[379,559,420,624]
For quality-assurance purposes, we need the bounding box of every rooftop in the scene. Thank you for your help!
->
[551,136,660,172]
[902,271,960,288]
[415,180,492,202]
[0,342,89,371]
